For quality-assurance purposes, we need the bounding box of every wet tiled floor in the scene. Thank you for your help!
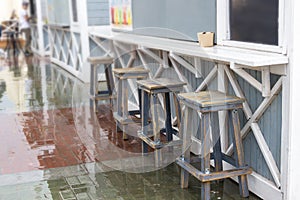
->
[0,55,261,199]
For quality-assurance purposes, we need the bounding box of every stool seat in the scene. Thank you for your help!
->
[137,78,186,93]
[178,91,245,112]
[113,67,150,79]
[87,56,114,65]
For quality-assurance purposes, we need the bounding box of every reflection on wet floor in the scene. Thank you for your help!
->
[0,56,261,199]
[0,56,77,113]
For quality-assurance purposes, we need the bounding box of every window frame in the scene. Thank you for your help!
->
[70,0,79,26]
[217,0,286,54]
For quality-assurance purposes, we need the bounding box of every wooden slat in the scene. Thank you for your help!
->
[217,64,230,151]
[201,113,211,199]
[138,132,182,150]
[169,52,197,75]
[113,67,149,75]
[176,158,252,182]
[141,90,150,153]
[153,65,165,78]
[251,123,281,188]
[137,50,154,79]
[138,132,163,149]
[194,57,203,78]
[231,110,250,197]
[232,68,262,92]
[169,57,193,92]
[126,51,137,68]
[224,66,253,119]
[136,78,186,90]
[113,112,136,125]
[178,91,245,108]
[87,56,114,65]
[89,35,112,56]
[139,47,164,65]
[195,66,218,92]
[180,107,193,188]
[262,67,271,97]
[114,45,126,68]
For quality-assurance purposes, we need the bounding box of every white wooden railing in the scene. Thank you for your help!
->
[47,25,85,81]
[89,27,288,200]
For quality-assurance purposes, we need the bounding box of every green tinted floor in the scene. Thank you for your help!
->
[0,55,260,200]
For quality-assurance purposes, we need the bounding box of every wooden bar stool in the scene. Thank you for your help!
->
[136,78,186,153]
[88,56,115,112]
[113,67,149,140]
[176,91,252,200]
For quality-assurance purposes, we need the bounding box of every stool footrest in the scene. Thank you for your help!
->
[98,91,109,95]
[128,110,141,116]
[160,128,179,136]
[191,153,236,167]
[90,94,111,100]
[176,158,252,182]
[115,74,149,80]
[113,112,141,125]
[138,132,182,149]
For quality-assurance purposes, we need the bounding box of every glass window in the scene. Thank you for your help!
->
[71,0,78,22]
[229,0,279,45]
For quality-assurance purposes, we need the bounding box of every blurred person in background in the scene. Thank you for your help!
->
[19,0,32,56]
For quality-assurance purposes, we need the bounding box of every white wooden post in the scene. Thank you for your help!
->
[217,64,229,151]
[285,0,300,199]
[77,0,91,83]
[35,0,45,56]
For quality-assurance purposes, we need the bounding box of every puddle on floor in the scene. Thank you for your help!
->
[0,56,261,199]
[0,163,260,200]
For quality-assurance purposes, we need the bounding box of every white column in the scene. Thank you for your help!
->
[35,0,45,56]
[285,0,300,199]
[217,64,229,151]
[40,58,49,111]
[77,0,91,83]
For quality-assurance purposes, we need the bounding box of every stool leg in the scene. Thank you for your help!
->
[137,77,143,117]
[201,113,211,200]
[138,88,142,116]
[122,79,129,140]
[116,78,122,132]
[164,92,172,141]
[142,90,150,153]
[173,92,181,131]
[105,63,114,96]
[90,64,97,112]
[151,94,160,145]
[211,112,223,172]
[180,106,192,188]
[230,110,249,198]
[152,94,162,167]
[90,64,96,96]
[89,99,96,113]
